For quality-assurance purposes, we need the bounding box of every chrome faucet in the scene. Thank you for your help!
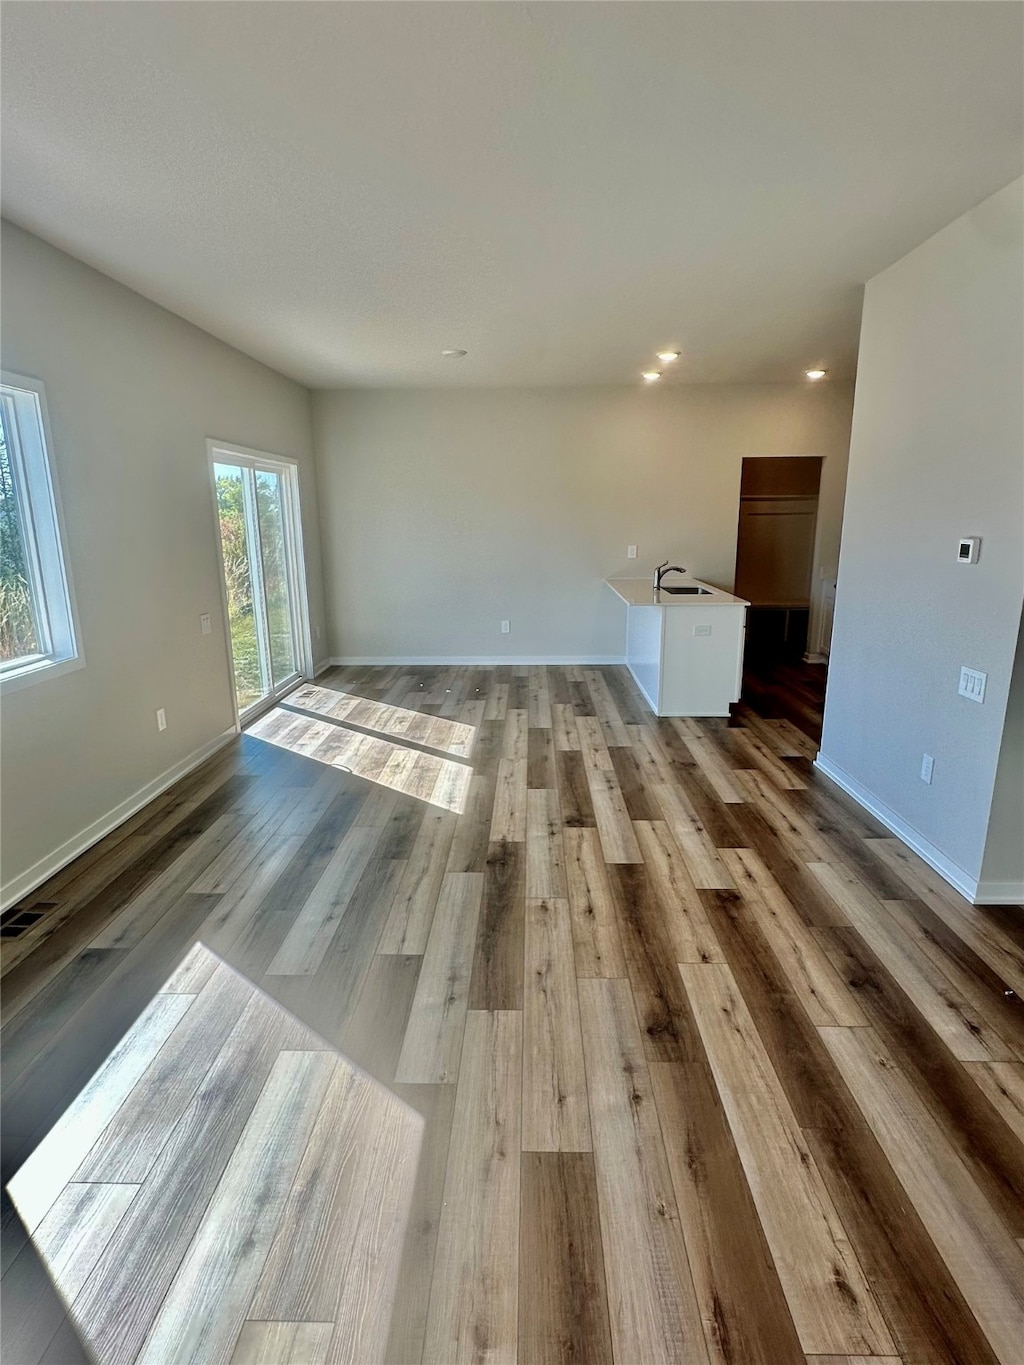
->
[653,562,687,591]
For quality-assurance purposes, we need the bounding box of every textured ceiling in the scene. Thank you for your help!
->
[2,2,1021,388]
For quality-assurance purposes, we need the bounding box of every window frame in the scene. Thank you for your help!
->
[0,372,83,690]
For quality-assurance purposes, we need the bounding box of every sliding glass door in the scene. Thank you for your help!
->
[210,445,309,719]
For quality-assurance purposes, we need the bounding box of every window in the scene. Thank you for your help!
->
[0,373,81,686]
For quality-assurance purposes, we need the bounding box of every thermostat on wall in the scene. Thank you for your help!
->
[957,537,981,564]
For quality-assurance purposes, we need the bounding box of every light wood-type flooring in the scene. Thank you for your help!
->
[5,942,423,1365]
[2,662,1023,1365]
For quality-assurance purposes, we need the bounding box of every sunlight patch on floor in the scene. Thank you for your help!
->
[247,696,474,813]
[287,684,476,756]
[7,944,423,1365]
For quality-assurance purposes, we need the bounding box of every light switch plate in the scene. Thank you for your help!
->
[627,545,638,559]
[958,666,987,703]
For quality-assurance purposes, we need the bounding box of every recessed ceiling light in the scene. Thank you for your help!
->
[442,349,467,358]
[641,371,661,383]
[805,367,827,381]
[657,351,680,363]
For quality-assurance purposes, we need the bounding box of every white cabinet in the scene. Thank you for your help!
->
[607,578,748,717]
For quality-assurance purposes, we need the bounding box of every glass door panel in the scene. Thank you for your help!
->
[214,462,267,712]
[254,469,299,689]
[213,454,307,718]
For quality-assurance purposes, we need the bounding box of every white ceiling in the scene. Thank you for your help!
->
[2,2,1021,389]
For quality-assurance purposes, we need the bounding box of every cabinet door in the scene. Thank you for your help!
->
[735,496,818,607]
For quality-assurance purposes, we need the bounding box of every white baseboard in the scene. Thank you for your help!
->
[328,655,625,667]
[803,652,829,665]
[1,727,238,912]
[625,662,658,714]
[813,752,985,904]
[973,881,1024,907]
[313,658,333,677]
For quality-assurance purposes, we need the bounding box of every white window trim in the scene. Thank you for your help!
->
[206,439,314,729]
[0,372,84,692]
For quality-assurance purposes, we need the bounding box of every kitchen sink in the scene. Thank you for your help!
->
[659,585,711,595]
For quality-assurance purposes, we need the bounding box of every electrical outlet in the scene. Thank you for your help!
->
[693,623,712,637]
[314,625,322,641]
[156,708,167,731]
[920,753,934,784]
[958,666,987,703]
[199,613,212,635]
[627,545,638,559]
[500,619,510,634]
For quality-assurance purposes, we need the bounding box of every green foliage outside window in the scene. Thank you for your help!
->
[216,469,293,710]
[0,413,40,663]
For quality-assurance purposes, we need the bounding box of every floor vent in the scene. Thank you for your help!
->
[0,906,50,939]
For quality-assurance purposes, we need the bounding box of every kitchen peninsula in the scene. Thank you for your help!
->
[605,577,749,717]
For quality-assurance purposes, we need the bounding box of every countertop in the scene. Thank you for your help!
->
[604,577,749,608]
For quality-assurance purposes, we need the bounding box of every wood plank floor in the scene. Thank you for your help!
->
[4,944,423,1365]
[2,662,1023,1364]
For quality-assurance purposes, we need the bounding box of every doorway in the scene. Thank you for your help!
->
[734,455,823,659]
[734,455,826,739]
[209,442,310,720]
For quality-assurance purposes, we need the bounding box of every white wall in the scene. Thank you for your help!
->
[1,222,326,905]
[312,382,854,663]
[819,180,1024,895]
